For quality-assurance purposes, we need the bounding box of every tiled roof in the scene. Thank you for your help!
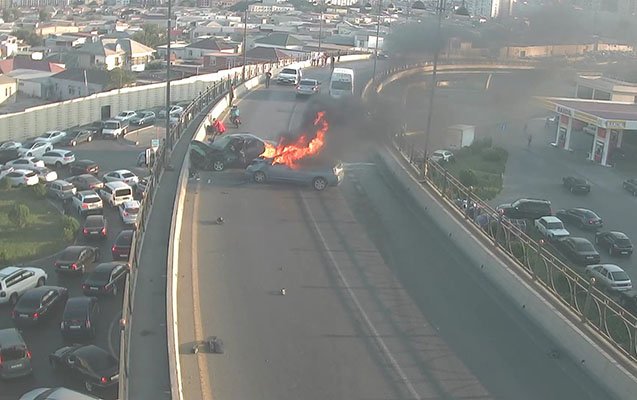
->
[0,56,65,74]
[245,47,295,62]
[187,38,236,51]
[254,33,304,47]
[51,68,111,86]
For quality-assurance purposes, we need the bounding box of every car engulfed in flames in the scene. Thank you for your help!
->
[260,111,328,168]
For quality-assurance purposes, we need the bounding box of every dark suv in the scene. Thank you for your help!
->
[496,198,552,220]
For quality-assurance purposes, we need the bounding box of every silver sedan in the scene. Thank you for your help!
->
[245,159,343,191]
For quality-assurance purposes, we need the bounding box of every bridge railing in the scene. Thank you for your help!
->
[365,57,637,366]
[390,132,637,363]
[117,55,310,400]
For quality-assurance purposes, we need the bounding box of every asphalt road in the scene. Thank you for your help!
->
[177,60,497,400]
[0,135,152,399]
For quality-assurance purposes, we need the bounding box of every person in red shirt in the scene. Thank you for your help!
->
[211,118,226,136]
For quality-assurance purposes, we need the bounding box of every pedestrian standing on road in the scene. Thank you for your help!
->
[330,56,335,70]
[228,83,235,107]
[265,70,272,88]
[62,198,72,216]
[527,133,533,147]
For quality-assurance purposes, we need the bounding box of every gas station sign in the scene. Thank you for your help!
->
[605,120,626,129]
[556,106,572,116]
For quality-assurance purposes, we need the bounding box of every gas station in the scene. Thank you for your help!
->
[541,97,637,166]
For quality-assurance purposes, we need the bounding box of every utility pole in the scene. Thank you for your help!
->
[165,0,173,149]
[423,0,445,161]
[317,1,323,54]
[371,0,382,85]
[242,1,248,81]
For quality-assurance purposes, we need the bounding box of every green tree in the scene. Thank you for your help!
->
[38,8,50,22]
[132,24,166,49]
[12,29,44,47]
[108,68,136,89]
[2,8,21,22]
[62,215,79,243]
[8,204,31,229]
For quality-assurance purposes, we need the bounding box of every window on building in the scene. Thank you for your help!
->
[69,86,75,96]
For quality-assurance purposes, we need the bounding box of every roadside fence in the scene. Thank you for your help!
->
[390,132,637,364]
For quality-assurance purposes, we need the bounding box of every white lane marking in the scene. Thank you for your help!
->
[299,193,422,400]
[191,190,214,400]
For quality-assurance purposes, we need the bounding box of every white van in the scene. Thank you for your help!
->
[329,68,354,99]
[99,181,133,207]
[277,66,303,85]
[102,120,129,139]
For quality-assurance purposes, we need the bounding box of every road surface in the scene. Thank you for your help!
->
[177,61,615,400]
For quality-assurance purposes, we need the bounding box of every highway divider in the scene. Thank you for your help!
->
[365,60,637,399]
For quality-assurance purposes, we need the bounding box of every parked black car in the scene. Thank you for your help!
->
[111,230,134,260]
[60,297,99,340]
[595,231,633,256]
[82,215,108,240]
[0,148,19,164]
[69,160,99,176]
[562,176,591,194]
[66,174,103,191]
[190,134,271,172]
[555,208,603,230]
[11,286,69,326]
[556,237,601,265]
[616,290,637,315]
[82,262,129,296]
[49,344,119,393]
[54,246,100,274]
[623,178,637,196]
[65,130,94,147]
[496,198,552,220]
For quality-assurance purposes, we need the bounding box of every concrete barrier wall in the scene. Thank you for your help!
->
[376,146,637,400]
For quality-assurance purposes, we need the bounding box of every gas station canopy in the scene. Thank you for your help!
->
[539,97,637,166]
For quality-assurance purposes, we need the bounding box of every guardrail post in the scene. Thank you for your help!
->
[442,169,448,199]
[581,278,596,323]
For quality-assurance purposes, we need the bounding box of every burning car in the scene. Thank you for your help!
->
[246,158,344,191]
[189,134,274,172]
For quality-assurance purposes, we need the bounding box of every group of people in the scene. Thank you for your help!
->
[311,51,341,67]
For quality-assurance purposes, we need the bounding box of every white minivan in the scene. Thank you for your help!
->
[99,181,133,207]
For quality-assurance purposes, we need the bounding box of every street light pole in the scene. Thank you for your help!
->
[242,1,248,81]
[422,0,445,161]
[317,3,323,54]
[165,0,172,149]
[371,0,382,85]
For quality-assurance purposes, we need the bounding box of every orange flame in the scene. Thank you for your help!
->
[260,111,328,168]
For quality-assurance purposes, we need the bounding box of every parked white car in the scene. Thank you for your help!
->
[18,141,52,157]
[118,200,140,225]
[26,166,58,183]
[5,169,39,187]
[102,169,139,186]
[6,157,45,169]
[0,266,48,305]
[40,150,75,168]
[534,216,570,241]
[159,105,184,118]
[35,130,67,145]
[114,110,137,122]
[429,150,455,163]
[585,264,632,291]
[0,141,21,150]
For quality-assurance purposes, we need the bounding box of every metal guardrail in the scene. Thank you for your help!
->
[390,134,637,363]
[116,56,311,400]
[366,58,637,365]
